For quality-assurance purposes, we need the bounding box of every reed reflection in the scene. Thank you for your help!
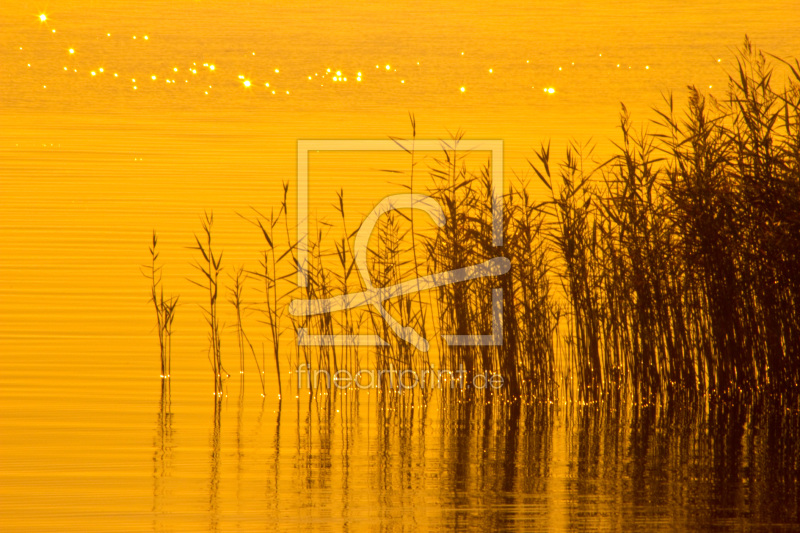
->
[272,387,798,530]
[152,378,173,531]
[208,392,222,532]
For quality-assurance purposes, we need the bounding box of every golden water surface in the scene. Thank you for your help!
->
[2,1,799,530]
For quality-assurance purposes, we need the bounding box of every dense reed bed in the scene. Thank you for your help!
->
[531,39,800,401]
[151,41,798,402]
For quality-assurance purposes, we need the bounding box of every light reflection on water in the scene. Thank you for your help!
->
[6,361,797,531]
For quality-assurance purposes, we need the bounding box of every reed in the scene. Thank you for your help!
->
[228,266,265,396]
[529,38,800,400]
[163,39,798,403]
[240,183,296,399]
[143,230,178,379]
[188,211,226,393]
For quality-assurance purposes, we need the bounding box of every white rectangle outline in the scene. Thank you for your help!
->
[296,139,503,287]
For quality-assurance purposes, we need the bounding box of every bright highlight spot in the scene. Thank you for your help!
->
[243,80,251,87]
[39,14,47,22]
[460,86,465,92]
[69,48,74,54]
[385,65,390,70]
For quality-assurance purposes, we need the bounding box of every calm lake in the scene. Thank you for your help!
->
[1,0,799,530]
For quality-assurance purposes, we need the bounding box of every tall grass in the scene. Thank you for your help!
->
[143,231,178,379]
[155,40,798,402]
[241,182,295,399]
[188,211,226,393]
[530,38,800,400]
[229,266,265,396]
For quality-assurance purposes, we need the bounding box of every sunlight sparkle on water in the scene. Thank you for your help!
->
[39,14,47,22]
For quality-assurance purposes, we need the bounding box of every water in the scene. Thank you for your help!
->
[1,0,800,530]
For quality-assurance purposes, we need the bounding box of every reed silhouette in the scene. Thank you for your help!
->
[142,231,178,379]
[530,38,800,401]
[229,266,266,396]
[151,40,798,403]
[188,211,227,393]
[239,183,296,400]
